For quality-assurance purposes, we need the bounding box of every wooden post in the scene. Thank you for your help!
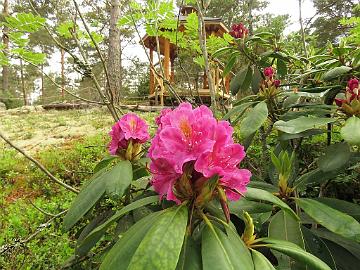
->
[170,57,175,83]
[203,71,208,89]
[215,66,220,92]
[225,75,230,94]
[162,38,170,106]
[149,48,155,95]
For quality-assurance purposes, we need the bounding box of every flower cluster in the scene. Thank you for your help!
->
[148,103,251,205]
[259,67,281,98]
[109,113,150,160]
[229,23,249,39]
[335,78,360,116]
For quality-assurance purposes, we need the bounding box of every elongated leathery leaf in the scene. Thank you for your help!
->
[268,210,305,269]
[202,224,254,270]
[63,172,106,231]
[176,235,202,270]
[245,187,298,220]
[77,195,159,256]
[100,211,162,270]
[261,238,332,270]
[274,117,336,134]
[239,101,268,139]
[127,205,188,270]
[105,160,132,198]
[252,249,276,270]
[295,198,360,243]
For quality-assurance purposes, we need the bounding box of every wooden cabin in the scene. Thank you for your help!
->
[142,6,230,105]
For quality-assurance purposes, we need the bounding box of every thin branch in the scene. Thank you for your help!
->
[0,131,79,194]
[28,199,57,217]
[0,210,67,255]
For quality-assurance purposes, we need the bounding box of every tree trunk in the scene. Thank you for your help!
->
[20,58,27,106]
[61,48,65,100]
[106,0,122,105]
[2,0,9,96]
[41,63,44,103]
[298,0,308,58]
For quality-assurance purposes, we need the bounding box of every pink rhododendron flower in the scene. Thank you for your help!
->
[264,67,274,78]
[109,113,150,156]
[149,102,251,204]
[335,78,360,116]
[274,79,281,88]
[348,78,359,93]
[229,23,249,39]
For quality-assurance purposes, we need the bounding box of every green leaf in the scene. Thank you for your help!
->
[245,188,298,220]
[295,198,360,242]
[63,172,106,231]
[274,117,336,134]
[341,116,360,145]
[229,198,273,217]
[222,101,255,120]
[293,168,341,189]
[100,211,162,270]
[320,238,360,270]
[318,142,351,172]
[12,48,46,64]
[56,20,74,38]
[230,66,253,95]
[105,160,132,198]
[127,205,188,270]
[313,197,360,221]
[312,229,360,260]
[269,210,305,248]
[5,13,45,32]
[223,52,238,77]
[302,227,337,270]
[277,59,287,78]
[93,156,116,174]
[252,249,276,270]
[176,236,202,270]
[239,101,268,139]
[322,66,352,81]
[268,210,305,269]
[77,196,159,256]
[202,224,253,270]
[261,238,332,270]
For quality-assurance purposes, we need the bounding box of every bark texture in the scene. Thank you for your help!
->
[106,0,122,105]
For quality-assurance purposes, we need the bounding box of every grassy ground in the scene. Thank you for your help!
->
[0,108,157,269]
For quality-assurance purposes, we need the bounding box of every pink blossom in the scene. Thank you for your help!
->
[264,67,274,78]
[274,79,281,88]
[149,102,251,204]
[347,78,359,93]
[108,113,150,155]
[229,23,249,39]
[150,158,181,204]
[155,108,172,129]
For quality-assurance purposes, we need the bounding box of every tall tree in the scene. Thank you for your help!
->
[204,0,268,28]
[310,0,359,45]
[106,0,122,104]
[2,0,9,97]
